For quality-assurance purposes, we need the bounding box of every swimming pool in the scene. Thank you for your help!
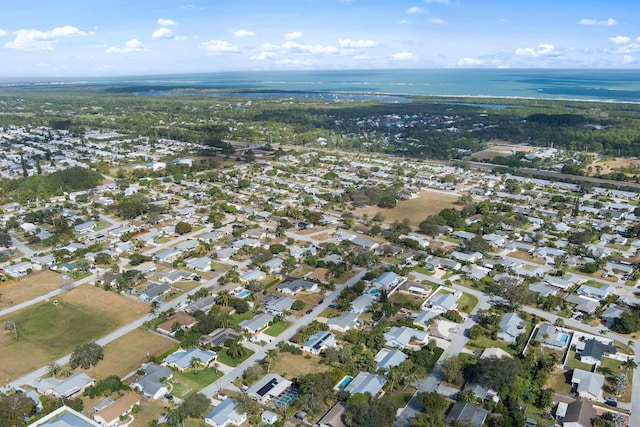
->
[560,333,570,343]
[236,290,251,299]
[334,375,353,390]
[370,289,380,296]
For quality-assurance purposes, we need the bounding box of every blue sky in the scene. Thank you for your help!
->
[0,0,637,77]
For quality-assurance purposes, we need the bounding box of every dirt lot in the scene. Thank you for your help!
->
[355,190,458,226]
[0,270,68,309]
[588,157,640,177]
[470,143,533,161]
[84,329,178,380]
[0,284,149,383]
[270,351,330,379]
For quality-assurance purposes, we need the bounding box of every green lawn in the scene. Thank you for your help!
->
[565,350,593,372]
[156,237,172,244]
[230,311,255,326]
[169,367,224,397]
[95,220,112,231]
[467,335,516,355]
[457,293,479,313]
[210,261,233,272]
[389,392,414,408]
[263,320,292,337]
[412,266,433,276]
[216,347,255,367]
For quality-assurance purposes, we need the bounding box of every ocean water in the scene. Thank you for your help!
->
[4,69,640,103]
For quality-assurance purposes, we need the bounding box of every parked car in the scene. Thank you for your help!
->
[604,397,617,407]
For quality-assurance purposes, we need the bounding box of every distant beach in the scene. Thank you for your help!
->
[2,69,640,103]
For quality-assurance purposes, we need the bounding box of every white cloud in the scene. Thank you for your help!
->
[579,18,616,26]
[152,28,173,39]
[390,51,415,60]
[399,19,409,25]
[157,18,177,27]
[174,35,188,41]
[0,29,6,37]
[106,39,148,54]
[621,55,636,65]
[457,57,483,66]
[514,44,560,57]
[6,25,89,51]
[428,17,447,25]
[609,43,640,54]
[407,6,426,14]
[249,51,276,61]
[199,40,239,55]
[281,41,339,55]
[284,31,302,40]
[339,38,376,48]
[276,58,312,66]
[234,29,255,38]
[609,35,631,44]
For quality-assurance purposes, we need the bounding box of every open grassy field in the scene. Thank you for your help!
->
[0,284,149,382]
[263,320,291,337]
[354,191,458,227]
[84,328,178,380]
[130,400,167,427]
[0,270,67,309]
[169,367,224,398]
[470,144,533,161]
[270,351,330,379]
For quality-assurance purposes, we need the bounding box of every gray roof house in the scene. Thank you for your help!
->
[302,331,336,355]
[239,313,274,334]
[131,363,173,400]
[262,294,296,314]
[571,368,605,401]
[326,312,360,333]
[497,312,526,343]
[29,405,99,427]
[246,374,293,403]
[429,291,461,313]
[375,348,408,371]
[276,279,318,295]
[159,269,198,283]
[344,372,386,397]
[139,283,171,303]
[186,256,213,272]
[163,348,217,371]
[577,339,616,366]
[383,326,429,349]
[36,372,95,398]
[204,398,247,427]
[350,294,376,314]
[372,271,401,288]
[445,401,489,427]
[535,324,570,349]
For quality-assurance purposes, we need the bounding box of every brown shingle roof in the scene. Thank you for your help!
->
[94,393,140,425]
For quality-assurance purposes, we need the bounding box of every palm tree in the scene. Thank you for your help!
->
[216,290,231,307]
[46,361,60,378]
[628,340,635,353]
[265,349,278,373]
[190,357,202,373]
[622,358,637,373]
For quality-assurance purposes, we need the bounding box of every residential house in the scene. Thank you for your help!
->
[528,282,557,297]
[240,269,266,283]
[326,312,360,333]
[200,328,241,347]
[344,372,386,397]
[184,296,216,314]
[576,284,617,301]
[383,326,429,349]
[317,403,347,427]
[429,291,461,313]
[262,258,283,274]
[3,261,33,277]
[452,231,476,241]
[565,295,600,314]
[535,324,570,349]
[29,405,99,427]
[262,294,295,315]
[350,294,376,314]
[130,364,173,400]
[561,397,597,427]
[36,373,95,398]
[450,251,483,263]
[261,411,278,425]
[246,374,293,404]
[276,279,318,295]
[497,312,526,343]
[159,269,198,284]
[576,339,616,366]
[74,221,96,234]
[93,393,140,427]
[153,248,182,263]
[139,283,171,303]
[302,331,336,355]
[372,271,402,288]
[426,257,461,271]
[571,368,605,401]
[156,312,197,336]
[163,348,217,371]
[186,256,213,272]
[413,310,439,329]
[445,401,489,427]
[375,348,408,371]
[239,313,274,334]
[602,305,625,328]
[204,399,247,427]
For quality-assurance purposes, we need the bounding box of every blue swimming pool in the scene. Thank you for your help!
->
[560,333,570,343]
[237,290,250,298]
[335,376,353,390]
[370,289,380,296]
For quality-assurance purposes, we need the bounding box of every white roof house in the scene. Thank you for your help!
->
[344,372,386,396]
[383,326,429,349]
[246,374,293,403]
[302,331,336,355]
[204,399,247,427]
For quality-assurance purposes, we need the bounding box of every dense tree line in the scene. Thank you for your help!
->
[0,167,102,204]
